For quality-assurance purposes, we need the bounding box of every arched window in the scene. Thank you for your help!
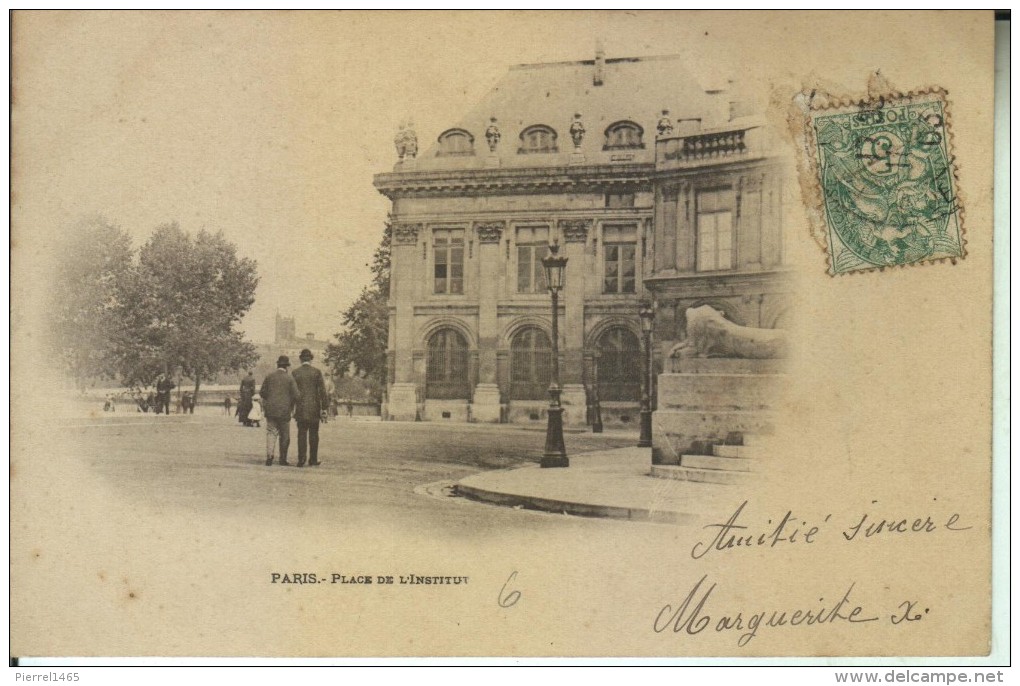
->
[603,121,644,150]
[425,329,470,399]
[437,129,475,156]
[595,327,641,401]
[518,125,558,154]
[510,327,552,400]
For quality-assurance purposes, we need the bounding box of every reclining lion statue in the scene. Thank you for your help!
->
[669,305,787,359]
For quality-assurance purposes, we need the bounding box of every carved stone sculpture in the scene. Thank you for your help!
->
[393,123,407,161]
[394,122,418,163]
[392,223,422,245]
[669,305,787,359]
[403,121,418,159]
[474,221,505,243]
[569,113,585,149]
[485,117,501,153]
[657,109,674,138]
[558,218,591,243]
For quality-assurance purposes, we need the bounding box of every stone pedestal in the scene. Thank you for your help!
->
[561,384,588,427]
[651,358,785,465]
[387,383,419,422]
[471,383,502,423]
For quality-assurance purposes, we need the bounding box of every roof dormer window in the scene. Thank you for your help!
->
[518,125,558,154]
[437,129,475,156]
[603,121,644,150]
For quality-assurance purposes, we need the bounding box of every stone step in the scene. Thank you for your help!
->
[681,454,754,472]
[740,433,777,448]
[712,444,763,459]
[650,465,754,485]
[651,410,777,460]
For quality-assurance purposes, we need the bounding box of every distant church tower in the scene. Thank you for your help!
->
[275,311,296,344]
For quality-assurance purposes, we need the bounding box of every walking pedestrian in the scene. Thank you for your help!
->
[292,348,329,467]
[259,356,299,466]
[249,394,264,428]
[238,371,256,425]
[224,396,233,416]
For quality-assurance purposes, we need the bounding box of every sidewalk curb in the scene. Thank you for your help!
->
[455,467,698,525]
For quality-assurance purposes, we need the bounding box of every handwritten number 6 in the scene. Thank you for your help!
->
[499,571,521,608]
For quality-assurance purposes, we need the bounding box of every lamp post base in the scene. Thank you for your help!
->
[637,408,653,448]
[541,455,570,468]
[542,405,569,468]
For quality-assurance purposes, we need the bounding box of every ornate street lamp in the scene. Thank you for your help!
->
[591,350,603,434]
[541,242,569,468]
[638,300,656,448]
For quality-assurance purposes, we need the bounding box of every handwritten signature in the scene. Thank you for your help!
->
[654,575,925,647]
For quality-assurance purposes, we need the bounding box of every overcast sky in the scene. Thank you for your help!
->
[13,11,776,343]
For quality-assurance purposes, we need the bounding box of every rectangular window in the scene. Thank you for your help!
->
[696,189,734,272]
[515,226,550,293]
[603,224,638,294]
[433,229,465,294]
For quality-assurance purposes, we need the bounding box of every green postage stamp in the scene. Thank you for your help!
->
[807,89,964,275]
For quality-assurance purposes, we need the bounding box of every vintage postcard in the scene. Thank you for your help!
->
[10,11,999,659]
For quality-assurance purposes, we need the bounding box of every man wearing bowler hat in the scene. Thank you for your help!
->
[260,355,300,466]
[292,348,329,467]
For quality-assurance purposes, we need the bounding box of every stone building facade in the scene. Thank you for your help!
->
[374,51,791,426]
[646,128,793,356]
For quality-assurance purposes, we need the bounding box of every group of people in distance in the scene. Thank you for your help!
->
[236,348,330,468]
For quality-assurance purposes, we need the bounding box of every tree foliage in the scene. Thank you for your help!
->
[325,219,391,399]
[49,215,134,390]
[119,223,259,391]
[51,218,260,392]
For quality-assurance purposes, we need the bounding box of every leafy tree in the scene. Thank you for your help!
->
[325,219,391,399]
[118,223,259,393]
[49,215,134,390]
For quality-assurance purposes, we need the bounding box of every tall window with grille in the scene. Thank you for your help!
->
[596,327,641,401]
[696,188,735,272]
[433,228,465,294]
[603,224,638,294]
[425,329,470,399]
[509,327,552,400]
[516,226,549,294]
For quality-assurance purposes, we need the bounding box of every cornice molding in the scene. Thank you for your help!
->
[374,164,654,199]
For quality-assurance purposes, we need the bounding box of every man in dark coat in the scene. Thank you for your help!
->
[238,371,256,425]
[291,348,329,467]
[155,374,175,415]
[259,356,300,466]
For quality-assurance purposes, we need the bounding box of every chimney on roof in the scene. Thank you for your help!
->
[594,39,605,86]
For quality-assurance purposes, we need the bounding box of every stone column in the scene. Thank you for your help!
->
[471,221,505,422]
[738,175,763,270]
[678,182,696,272]
[558,218,591,426]
[656,183,679,272]
[388,222,422,421]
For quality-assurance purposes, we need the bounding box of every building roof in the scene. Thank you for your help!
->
[410,54,744,173]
